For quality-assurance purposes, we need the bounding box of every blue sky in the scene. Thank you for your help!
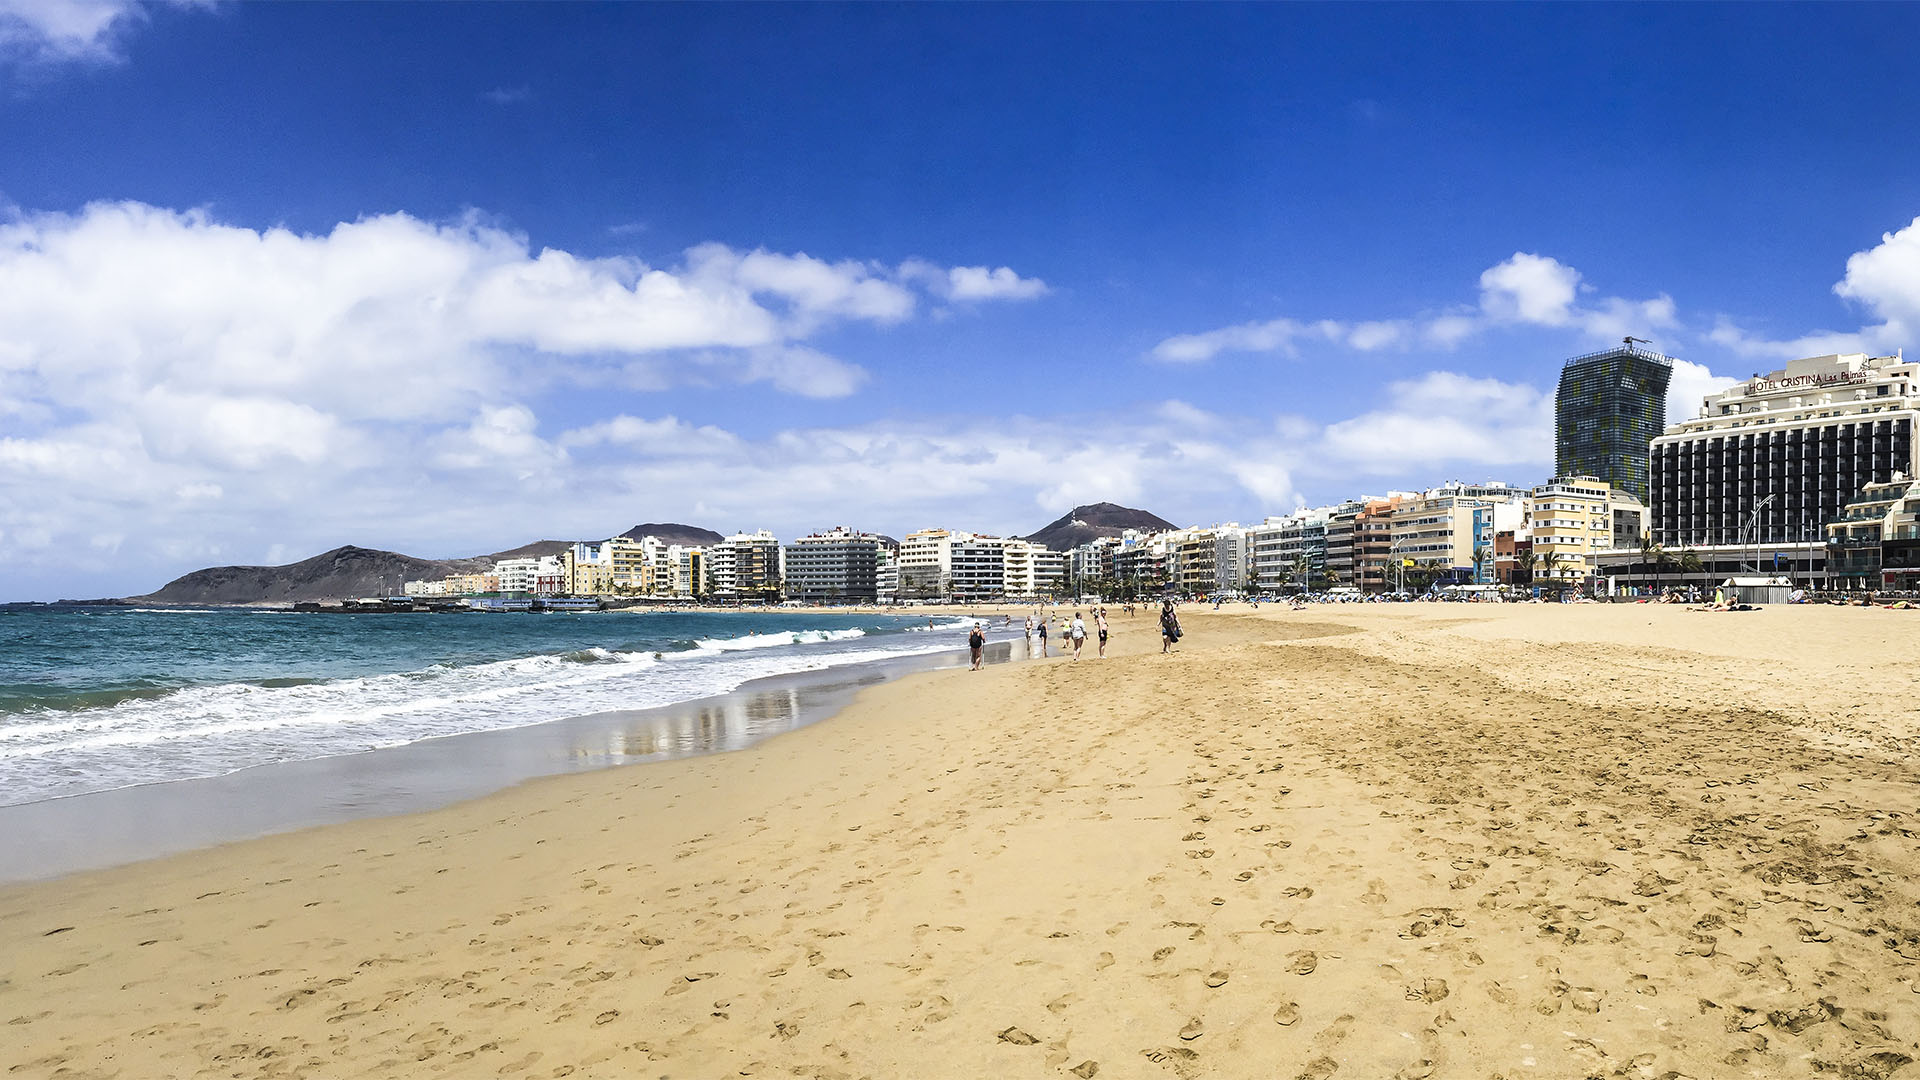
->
[5,1,1920,599]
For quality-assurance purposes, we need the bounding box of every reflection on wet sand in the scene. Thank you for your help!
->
[0,643,1009,884]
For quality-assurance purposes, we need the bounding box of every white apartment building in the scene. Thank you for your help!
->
[1249,509,1336,592]
[897,528,1061,600]
[898,528,958,599]
[495,555,566,595]
[706,530,782,601]
[1388,483,1524,586]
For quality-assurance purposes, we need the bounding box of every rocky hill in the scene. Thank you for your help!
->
[1021,502,1178,551]
[620,523,726,547]
[132,546,493,605]
[131,523,722,604]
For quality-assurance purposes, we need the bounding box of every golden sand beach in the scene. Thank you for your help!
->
[4,604,1919,1079]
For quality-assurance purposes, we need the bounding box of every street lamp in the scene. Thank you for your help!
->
[1744,493,1778,576]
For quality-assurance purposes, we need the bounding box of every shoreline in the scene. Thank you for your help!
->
[5,605,1917,1079]
[0,634,1028,886]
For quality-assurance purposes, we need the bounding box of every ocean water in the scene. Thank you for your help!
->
[0,606,997,807]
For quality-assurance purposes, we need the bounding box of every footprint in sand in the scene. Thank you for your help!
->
[998,1026,1040,1045]
[1274,1002,1301,1026]
[1205,971,1229,988]
[1295,1056,1339,1079]
[1070,1062,1099,1078]
[1285,951,1318,975]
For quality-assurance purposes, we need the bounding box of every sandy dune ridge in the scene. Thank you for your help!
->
[3,605,1919,1078]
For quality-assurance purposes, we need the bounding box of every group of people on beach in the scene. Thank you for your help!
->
[1021,608,1111,660]
[968,600,1184,669]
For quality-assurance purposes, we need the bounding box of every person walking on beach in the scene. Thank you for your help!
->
[1036,613,1048,657]
[968,623,986,670]
[1095,607,1109,658]
[1160,600,1182,653]
[1069,611,1087,660]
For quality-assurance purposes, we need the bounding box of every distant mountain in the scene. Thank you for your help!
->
[131,545,494,605]
[483,539,574,561]
[620,523,726,547]
[130,523,730,605]
[1021,502,1178,552]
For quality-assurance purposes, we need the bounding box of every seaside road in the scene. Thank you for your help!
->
[2,606,1918,1079]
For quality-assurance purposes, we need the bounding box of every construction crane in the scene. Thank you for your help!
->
[1623,335,1652,347]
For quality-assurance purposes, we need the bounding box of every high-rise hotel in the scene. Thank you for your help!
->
[1649,352,1920,564]
[1556,341,1675,503]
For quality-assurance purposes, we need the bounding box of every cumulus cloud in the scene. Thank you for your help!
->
[1318,371,1553,474]
[899,259,1050,303]
[946,265,1049,301]
[1151,317,1343,364]
[1664,357,1740,423]
[1151,251,1676,363]
[1710,216,1920,361]
[1478,252,1579,325]
[0,0,199,64]
[4,357,1584,600]
[560,414,742,456]
[0,200,1052,597]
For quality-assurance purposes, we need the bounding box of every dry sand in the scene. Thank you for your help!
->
[4,604,1920,1079]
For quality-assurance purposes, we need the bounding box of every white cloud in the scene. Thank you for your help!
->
[899,259,1050,304]
[1152,252,1675,363]
[432,404,564,475]
[4,359,1584,599]
[0,200,1054,597]
[1664,357,1739,424]
[0,0,199,64]
[1151,317,1338,363]
[560,414,741,456]
[945,265,1049,302]
[1,0,134,60]
[1712,216,1920,360]
[0,202,1032,421]
[1318,371,1552,475]
[1478,252,1579,325]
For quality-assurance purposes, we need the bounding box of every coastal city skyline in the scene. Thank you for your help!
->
[10,9,1920,1080]
[10,4,1920,602]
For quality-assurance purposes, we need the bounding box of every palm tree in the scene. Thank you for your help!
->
[1637,537,1658,595]
[1654,545,1678,597]
[1473,545,1494,585]
[1514,549,1537,589]
[1540,551,1570,597]
[1678,551,1704,600]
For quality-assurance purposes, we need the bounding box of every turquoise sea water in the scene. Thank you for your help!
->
[0,606,988,807]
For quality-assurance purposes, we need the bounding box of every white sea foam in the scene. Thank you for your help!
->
[0,624,982,807]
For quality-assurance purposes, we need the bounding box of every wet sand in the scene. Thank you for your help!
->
[0,638,1022,885]
[3,604,1919,1079]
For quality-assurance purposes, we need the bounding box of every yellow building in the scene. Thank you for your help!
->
[1525,475,1647,585]
[607,537,654,594]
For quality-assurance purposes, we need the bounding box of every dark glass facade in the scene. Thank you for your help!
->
[1555,345,1674,503]
[1650,417,1913,547]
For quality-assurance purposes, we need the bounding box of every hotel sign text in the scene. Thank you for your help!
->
[1747,370,1870,393]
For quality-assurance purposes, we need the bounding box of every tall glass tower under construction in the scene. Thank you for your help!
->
[1554,341,1674,503]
